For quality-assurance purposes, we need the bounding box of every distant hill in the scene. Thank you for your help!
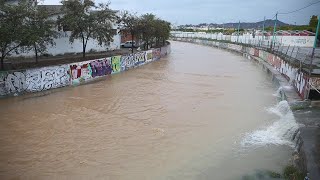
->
[181,20,291,29]
[221,20,290,29]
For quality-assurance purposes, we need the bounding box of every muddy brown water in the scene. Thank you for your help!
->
[0,41,292,180]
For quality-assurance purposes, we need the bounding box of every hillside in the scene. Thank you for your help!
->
[181,20,291,29]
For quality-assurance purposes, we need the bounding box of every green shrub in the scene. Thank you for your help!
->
[283,165,305,180]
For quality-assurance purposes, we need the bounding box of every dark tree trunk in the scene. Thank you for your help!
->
[82,37,86,58]
[34,44,38,63]
[144,41,148,50]
[131,31,134,54]
[0,56,4,70]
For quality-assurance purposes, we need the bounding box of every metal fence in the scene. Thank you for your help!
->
[171,34,320,99]
[173,34,319,75]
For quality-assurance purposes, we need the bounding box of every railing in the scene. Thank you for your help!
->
[171,35,319,75]
[171,35,320,100]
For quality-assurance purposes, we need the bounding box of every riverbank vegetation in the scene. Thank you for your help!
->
[0,0,171,70]
[241,165,306,180]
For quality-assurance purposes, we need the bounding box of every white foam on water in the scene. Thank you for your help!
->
[273,86,293,97]
[272,87,282,97]
[241,100,299,148]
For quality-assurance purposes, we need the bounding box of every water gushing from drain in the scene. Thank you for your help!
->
[242,100,299,148]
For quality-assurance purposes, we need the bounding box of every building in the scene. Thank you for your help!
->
[120,30,138,43]
[4,1,121,58]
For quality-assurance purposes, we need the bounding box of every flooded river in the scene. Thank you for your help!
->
[0,41,297,180]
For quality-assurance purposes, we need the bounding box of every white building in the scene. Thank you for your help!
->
[4,1,121,57]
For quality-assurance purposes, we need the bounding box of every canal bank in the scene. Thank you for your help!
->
[0,44,171,98]
[172,38,320,179]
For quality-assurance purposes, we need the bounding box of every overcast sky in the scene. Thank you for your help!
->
[42,0,320,26]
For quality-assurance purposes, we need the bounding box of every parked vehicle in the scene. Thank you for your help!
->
[121,41,136,48]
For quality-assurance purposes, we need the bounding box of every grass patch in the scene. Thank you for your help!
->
[283,165,305,180]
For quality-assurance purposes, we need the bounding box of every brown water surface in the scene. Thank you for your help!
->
[0,41,292,180]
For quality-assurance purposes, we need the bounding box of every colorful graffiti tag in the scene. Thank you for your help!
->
[90,58,112,77]
[145,50,153,62]
[26,65,70,92]
[111,56,121,74]
[134,52,146,66]
[152,48,161,61]
[70,61,93,85]
[121,54,135,71]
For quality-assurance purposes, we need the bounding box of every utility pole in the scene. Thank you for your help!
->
[271,12,278,50]
[262,16,266,45]
[237,21,240,43]
[306,16,320,99]
[222,23,224,34]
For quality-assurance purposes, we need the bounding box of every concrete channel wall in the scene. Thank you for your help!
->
[172,37,320,100]
[0,45,171,97]
[173,37,320,179]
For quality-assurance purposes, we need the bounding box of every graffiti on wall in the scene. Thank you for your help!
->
[267,54,275,67]
[258,48,307,98]
[254,48,259,57]
[0,44,171,97]
[219,42,228,49]
[145,50,153,62]
[152,48,161,61]
[134,52,146,66]
[249,48,255,56]
[70,61,93,85]
[121,54,135,71]
[273,56,282,70]
[295,71,309,98]
[228,44,242,52]
[90,58,112,77]
[259,51,269,60]
[111,56,121,74]
[160,46,167,57]
[26,65,70,92]
[310,77,320,89]
[0,72,6,96]
[0,71,27,95]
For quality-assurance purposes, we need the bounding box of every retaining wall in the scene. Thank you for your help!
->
[173,38,320,178]
[173,37,320,100]
[0,45,171,97]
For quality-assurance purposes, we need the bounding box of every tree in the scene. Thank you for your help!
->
[24,6,57,63]
[138,13,157,50]
[309,15,318,28]
[60,0,117,58]
[118,11,140,53]
[154,19,171,46]
[0,0,30,70]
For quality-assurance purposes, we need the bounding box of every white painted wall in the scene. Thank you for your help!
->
[171,31,316,47]
[12,31,121,57]
[10,13,121,57]
[278,36,315,47]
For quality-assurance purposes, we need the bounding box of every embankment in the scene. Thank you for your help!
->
[172,38,320,179]
[0,44,171,97]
